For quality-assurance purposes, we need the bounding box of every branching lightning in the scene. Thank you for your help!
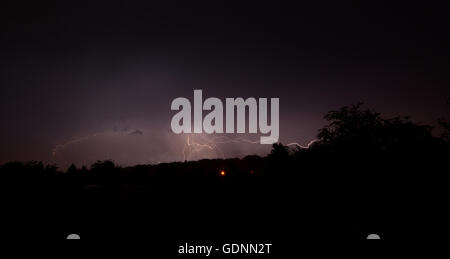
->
[181,134,317,161]
[53,130,317,164]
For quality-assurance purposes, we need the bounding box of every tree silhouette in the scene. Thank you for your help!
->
[316,103,434,154]
[91,160,115,172]
[66,163,78,174]
[438,98,450,141]
[268,143,290,160]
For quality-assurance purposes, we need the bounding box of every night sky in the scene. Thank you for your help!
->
[1,1,449,168]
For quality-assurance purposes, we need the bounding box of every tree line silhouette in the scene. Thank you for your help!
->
[1,103,448,243]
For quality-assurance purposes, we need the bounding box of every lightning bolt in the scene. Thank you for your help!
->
[181,134,317,161]
[52,132,102,158]
[182,134,224,161]
[53,130,317,164]
[52,130,129,159]
[286,139,318,149]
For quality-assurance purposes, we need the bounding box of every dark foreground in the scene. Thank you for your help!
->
[1,105,449,253]
[1,149,447,249]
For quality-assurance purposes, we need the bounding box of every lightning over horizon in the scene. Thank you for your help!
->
[1,1,449,167]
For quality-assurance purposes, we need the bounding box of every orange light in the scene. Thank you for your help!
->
[220,170,226,176]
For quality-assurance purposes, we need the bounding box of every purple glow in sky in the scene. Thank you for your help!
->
[1,1,449,168]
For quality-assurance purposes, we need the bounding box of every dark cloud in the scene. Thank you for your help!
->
[129,130,143,136]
